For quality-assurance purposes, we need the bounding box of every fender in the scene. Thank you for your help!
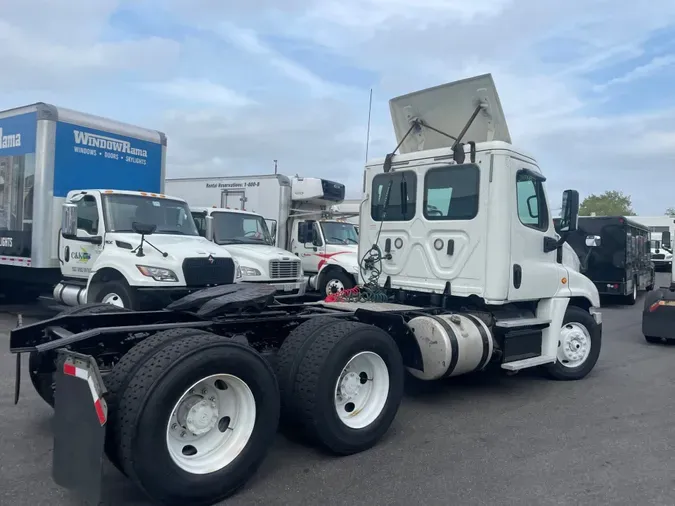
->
[316,251,360,286]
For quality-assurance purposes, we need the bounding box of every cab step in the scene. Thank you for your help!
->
[495,317,551,329]
[501,355,556,371]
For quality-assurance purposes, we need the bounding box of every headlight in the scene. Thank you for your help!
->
[136,265,178,282]
[240,266,262,276]
[233,258,242,279]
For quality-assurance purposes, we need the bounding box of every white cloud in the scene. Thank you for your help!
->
[142,78,256,107]
[2,0,675,214]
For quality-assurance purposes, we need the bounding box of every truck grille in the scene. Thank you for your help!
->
[653,254,666,260]
[182,257,235,287]
[269,259,301,279]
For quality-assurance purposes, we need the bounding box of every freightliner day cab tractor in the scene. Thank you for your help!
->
[165,174,361,296]
[642,231,675,343]
[0,103,239,308]
[9,74,602,506]
[190,206,306,298]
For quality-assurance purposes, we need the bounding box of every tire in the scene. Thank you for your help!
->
[112,333,279,506]
[275,316,341,424]
[103,328,220,474]
[28,303,131,408]
[623,278,638,305]
[280,320,404,455]
[644,335,662,344]
[318,269,355,297]
[90,279,139,310]
[543,305,601,381]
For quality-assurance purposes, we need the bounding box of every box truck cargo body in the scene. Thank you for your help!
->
[0,103,166,301]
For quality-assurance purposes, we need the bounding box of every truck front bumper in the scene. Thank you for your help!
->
[241,279,306,298]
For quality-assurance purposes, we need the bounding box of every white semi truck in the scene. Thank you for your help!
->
[12,74,602,506]
[0,103,239,308]
[166,175,361,296]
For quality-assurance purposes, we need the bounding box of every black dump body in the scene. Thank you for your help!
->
[559,216,653,296]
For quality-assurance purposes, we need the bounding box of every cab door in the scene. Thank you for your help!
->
[61,193,104,279]
[507,160,566,301]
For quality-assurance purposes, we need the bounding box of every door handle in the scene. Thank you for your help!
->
[513,264,522,289]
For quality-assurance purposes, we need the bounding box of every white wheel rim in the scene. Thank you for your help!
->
[166,374,256,474]
[326,279,345,295]
[334,351,389,429]
[102,293,125,308]
[557,322,592,368]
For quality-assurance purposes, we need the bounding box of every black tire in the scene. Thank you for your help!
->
[113,333,279,506]
[644,335,662,344]
[275,316,341,424]
[103,328,219,474]
[623,278,638,305]
[281,320,404,455]
[28,303,130,407]
[90,279,139,309]
[318,269,355,297]
[543,305,601,381]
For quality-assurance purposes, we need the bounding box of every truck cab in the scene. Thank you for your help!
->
[359,74,601,375]
[191,206,306,298]
[56,190,240,309]
[649,231,673,271]
[290,217,360,296]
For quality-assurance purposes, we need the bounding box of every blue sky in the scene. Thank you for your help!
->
[2,0,675,214]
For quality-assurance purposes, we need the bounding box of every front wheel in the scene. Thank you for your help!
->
[90,279,139,310]
[112,334,279,506]
[318,269,355,297]
[543,305,602,381]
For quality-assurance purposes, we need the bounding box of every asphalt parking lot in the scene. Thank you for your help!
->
[1,276,675,506]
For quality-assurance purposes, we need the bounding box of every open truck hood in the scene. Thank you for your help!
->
[389,73,511,154]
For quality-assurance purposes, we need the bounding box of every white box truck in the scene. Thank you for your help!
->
[165,175,361,296]
[0,103,239,308]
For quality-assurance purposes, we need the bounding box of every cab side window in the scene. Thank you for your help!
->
[76,196,99,235]
[516,170,549,231]
[192,212,206,237]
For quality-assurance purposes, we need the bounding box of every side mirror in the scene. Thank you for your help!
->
[204,215,214,242]
[558,189,579,233]
[61,202,78,239]
[270,224,277,245]
[526,195,538,218]
[585,235,601,248]
[132,221,157,236]
[311,227,320,246]
[663,231,671,249]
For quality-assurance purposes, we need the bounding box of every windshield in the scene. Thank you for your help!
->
[212,212,273,245]
[321,221,358,245]
[103,194,199,236]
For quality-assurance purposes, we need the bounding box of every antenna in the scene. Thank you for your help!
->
[274,159,278,174]
[365,88,373,163]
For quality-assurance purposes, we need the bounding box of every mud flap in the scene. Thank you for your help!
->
[52,350,108,506]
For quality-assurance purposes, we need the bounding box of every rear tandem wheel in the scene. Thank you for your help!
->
[104,329,279,506]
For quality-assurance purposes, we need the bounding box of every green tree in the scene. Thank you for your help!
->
[665,207,675,217]
[579,190,635,217]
